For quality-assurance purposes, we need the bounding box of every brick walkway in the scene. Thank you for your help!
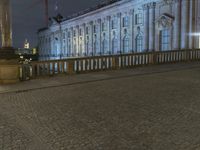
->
[0,62,200,149]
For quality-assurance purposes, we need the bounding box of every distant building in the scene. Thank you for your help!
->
[38,0,200,60]
[24,39,30,49]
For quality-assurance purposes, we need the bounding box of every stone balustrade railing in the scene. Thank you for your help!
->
[29,49,200,78]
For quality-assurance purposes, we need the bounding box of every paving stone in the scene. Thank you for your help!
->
[0,63,200,149]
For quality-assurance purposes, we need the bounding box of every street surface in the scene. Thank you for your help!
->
[0,62,200,150]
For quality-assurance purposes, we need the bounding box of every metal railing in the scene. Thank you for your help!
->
[28,49,200,78]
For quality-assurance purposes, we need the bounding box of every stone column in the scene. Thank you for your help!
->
[90,21,93,56]
[98,19,101,55]
[189,0,195,49]
[0,0,12,48]
[143,4,149,51]
[65,29,69,56]
[181,0,190,49]
[117,13,122,53]
[148,2,156,51]
[107,16,111,54]
[194,0,200,49]
[82,23,86,55]
[129,9,134,52]
[70,27,74,56]
[76,25,79,56]
[173,0,181,50]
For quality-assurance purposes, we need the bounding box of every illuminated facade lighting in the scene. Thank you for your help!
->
[38,0,200,60]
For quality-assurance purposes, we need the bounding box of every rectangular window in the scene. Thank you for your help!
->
[79,28,82,36]
[93,25,97,33]
[62,33,66,39]
[73,30,76,37]
[102,22,106,31]
[111,19,117,29]
[135,13,143,25]
[86,27,89,35]
[160,29,170,51]
[123,16,129,27]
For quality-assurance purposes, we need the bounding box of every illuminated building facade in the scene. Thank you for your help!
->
[38,0,200,60]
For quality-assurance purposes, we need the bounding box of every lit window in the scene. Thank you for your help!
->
[160,28,170,51]
[112,37,118,54]
[63,33,66,39]
[102,33,107,54]
[123,36,129,53]
[94,35,98,55]
[93,25,97,33]
[86,27,89,35]
[123,16,129,27]
[73,30,76,37]
[68,32,71,38]
[111,19,117,29]
[102,39,107,54]
[86,41,89,55]
[136,34,143,52]
[79,28,82,36]
[102,22,106,31]
[135,13,143,25]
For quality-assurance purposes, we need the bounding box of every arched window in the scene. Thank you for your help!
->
[112,37,118,54]
[94,35,98,55]
[136,34,143,52]
[102,33,107,55]
[79,43,82,56]
[102,39,107,55]
[123,36,129,53]
[86,41,89,56]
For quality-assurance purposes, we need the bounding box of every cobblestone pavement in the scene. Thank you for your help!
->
[1,63,200,149]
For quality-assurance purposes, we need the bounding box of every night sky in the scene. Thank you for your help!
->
[11,0,104,48]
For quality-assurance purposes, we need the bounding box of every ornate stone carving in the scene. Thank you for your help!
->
[160,0,175,6]
[156,14,174,29]
[149,2,156,9]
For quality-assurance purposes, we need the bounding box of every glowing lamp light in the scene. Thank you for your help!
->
[189,33,200,36]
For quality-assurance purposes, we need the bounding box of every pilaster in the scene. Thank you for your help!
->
[143,4,149,51]
[173,0,181,50]
[148,2,156,51]
[117,12,122,53]
[181,0,190,49]
[107,16,111,54]
[129,9,134,52]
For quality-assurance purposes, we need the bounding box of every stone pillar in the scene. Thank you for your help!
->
[129,9,134,52]
[194,0,200,49]
[76,25,79,56]
[189,0,195,49]
[117,13,122,53]
[148,2,156,51]
[181,0,190,49]
[143,4,149,51]
[65,29,69,56]
[0,0,12,48]
[70,27,74,56]
[107,16,111,54]
[90,21,93,56]
[82,23,86,55]
[173,0,181,50]
[98,19,101,55]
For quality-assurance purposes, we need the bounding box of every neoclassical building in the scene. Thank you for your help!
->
[38,0,200,60]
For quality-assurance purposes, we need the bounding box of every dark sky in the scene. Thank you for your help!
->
[11,0,104,48]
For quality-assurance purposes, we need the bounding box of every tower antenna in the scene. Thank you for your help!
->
[45,0,49,26]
